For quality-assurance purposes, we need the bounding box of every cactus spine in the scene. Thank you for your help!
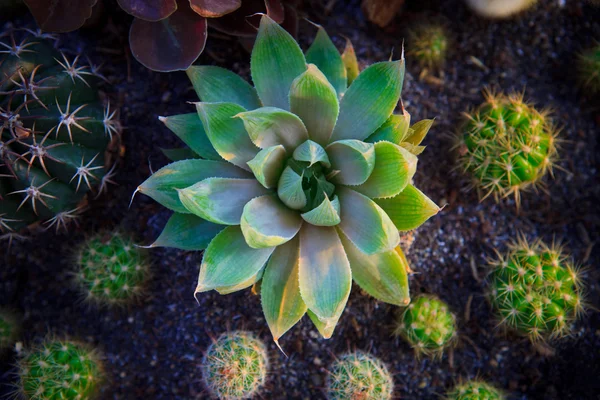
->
[447,380,505,400]
[327,351,394,400]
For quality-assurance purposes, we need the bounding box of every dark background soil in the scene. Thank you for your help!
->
[1,0,599,399]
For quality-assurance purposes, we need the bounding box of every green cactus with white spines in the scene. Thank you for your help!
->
[457,90,558,206]
[394,294,457,357]
[578,43,600,94]
[327,351,394,400]
[201,331,268,400]
[447,380,505,400]
[74,232,150,306]
[0,28,121,240]
[488,236,585,342]
[408,23,449,73]
[0,308,19,352]
[17,339,102,400]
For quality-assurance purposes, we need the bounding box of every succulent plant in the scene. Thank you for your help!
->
[17,339,102,399]
[136,16,440,341]
[327,351,394,400]
[456,90,558,206]
[577,43,600,94]
[407,23,449,73]
[487,236,585,342]
[446,380,505,400]
[201,331,268,400]
[74,231,150,305]
[361,0,405,28]
[465,0,537,18]
[0,308,20,352]
[394,294,457,357]
[0,28,120,241]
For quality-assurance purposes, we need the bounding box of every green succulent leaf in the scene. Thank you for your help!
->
[298,224,351,335]
[354,141,417,199]
[341,38,359,86]
[178,178,270,225]
[215,268,265,295]
[327,140,376,186]
[186,65,261,110]
[365,111,411,145]
[160,147,199,162]
[337,187,400,255]
[251,15,307,110]
[403,119,434,146]
[374,184,440,231]
[293,140,330,167]
[301,195,341,226]
[330,60,405,142]
[195,102,258,171]
[261,236,308,342]
[308,309,340,339]
[247,145,287,188]
[289,64,339,146]
[138,160,251,213]
[277,166,307,210]
[400,142,426,156]
[339,230,410,306]
[235,107,308,152]
[150,212,224,251]
[196,226,275,293]
[158,113,221,160]
[305,26,347,96]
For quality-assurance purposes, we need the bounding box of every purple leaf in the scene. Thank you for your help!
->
[189,0,241,18]
[117,0,177,21]
[23,0,98,32]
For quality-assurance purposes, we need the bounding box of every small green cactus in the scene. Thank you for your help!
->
[407,23,449,73]
[465,0,537,18]
[487,236,585,342]
[457,90,558,206]
[74,232,150,305]
[447,380,505,400]
[0,308,19,352]
[394,294,457,357]
[17,339,102,400]
[201,331,268,400]
[577,43,600,94]
[327,351,394,400]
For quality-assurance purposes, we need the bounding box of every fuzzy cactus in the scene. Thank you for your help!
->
[487,236,585,342]
[201,331,268,400]
[74,231,150,305]
[0,308,19,352]
[394,294,457,357]
[0,28,121,240]
[578,43,600,94]
[136,15,440,341]
[407,23,449,73]
[17,339,102,399]
[327,351,394,400]
[457,90,558,206]
[446,380,505,400]
[465,0,537,18]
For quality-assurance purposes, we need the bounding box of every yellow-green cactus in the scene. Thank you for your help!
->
[407,23,450,72]
[327,351,394,400]
[447,380,505,400]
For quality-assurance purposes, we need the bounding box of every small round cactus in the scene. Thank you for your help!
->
[17,339,102,400]
[488,236,585,342]
[201,331,268,400]
[408,23,449,72]
[578,43,600,94]
[327,351,393,400]
[465,0,537,18]
[0,309,19,352]
[457,90,558,205]
[447,380,505,400]
[394,294,457,357]
[75,232,150,305]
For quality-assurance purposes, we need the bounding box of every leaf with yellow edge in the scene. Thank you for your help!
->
[374,184,440,231]
[247,145,287,188]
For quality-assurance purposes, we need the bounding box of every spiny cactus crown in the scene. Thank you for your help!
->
[395,294,457,357]
[488,236,585,342]
[577,43,600,94]
[18,339,101,400]
[408,23,449,72]
[458,90,558,206]
[446,380,505,400]
[201,331,268,400]
[0,309,19,351]
[75,232,150,305]
[327,351,394,400]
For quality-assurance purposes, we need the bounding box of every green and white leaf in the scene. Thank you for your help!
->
[235,107,308,152]
[305,26,347,96]
[158,113,220,160]
[149,212,224,251]
[326,140,375,186]
[374,184,440,231]
[403,119,434,146]
[301,195,340,226]
[365,111,411,145]
[247,145,287,188]
[215,267,265,295]
[308,309,340,339]
[292,140,330,167]
[277,166,307,210]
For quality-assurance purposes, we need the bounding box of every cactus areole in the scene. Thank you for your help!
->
[137,15,440,342]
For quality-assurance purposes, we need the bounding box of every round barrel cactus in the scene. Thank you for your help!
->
[0,308,19,352]
[578,43,600,94]
[136,16,440,341]
[446,380,505,400]
[201,331,268,400]
[457,90,558,206]
[0,28,121,240]
[488,236,585,342]
[327,351,393,400]
[407,23,449,72]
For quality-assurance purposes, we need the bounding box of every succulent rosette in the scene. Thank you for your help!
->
[137,16,440,341]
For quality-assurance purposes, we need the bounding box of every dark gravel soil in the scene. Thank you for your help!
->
[1,0,599,398]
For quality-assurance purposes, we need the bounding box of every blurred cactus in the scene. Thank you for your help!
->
[74,231,150,306]
[407,23,449,73]
[327,351,393,400]
[578,43,600,94]
[465,0,537,18]
[0,308,19,352]
[456,90,558,206]
[447,380,505,400]
[488,236,585,342]
[201,331,268,400]
[361,0,405,28]
[0,28,120,241]
[17,339,102,399]
[394,294,457,357]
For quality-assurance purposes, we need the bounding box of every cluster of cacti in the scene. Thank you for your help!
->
[0,28,120,240]
[327,351,394,400]
[446,380,504,400]
[201,331,268,400]
[457,90,558,205]
[408,23,449,73]
[17,339,102,399]
[487,236,585,341]
[578,43,600,94]
[0,308,19,352]
[74,231,150,305]
[394,294,457,357]
[465,0,537,18]
[137,15,440,341]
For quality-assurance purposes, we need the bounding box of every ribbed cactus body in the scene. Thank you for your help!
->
[447,380,504,400]
[201,331,268,400]
[0,309,19,351]
[327,351,394,400]
[578,44,600,93]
